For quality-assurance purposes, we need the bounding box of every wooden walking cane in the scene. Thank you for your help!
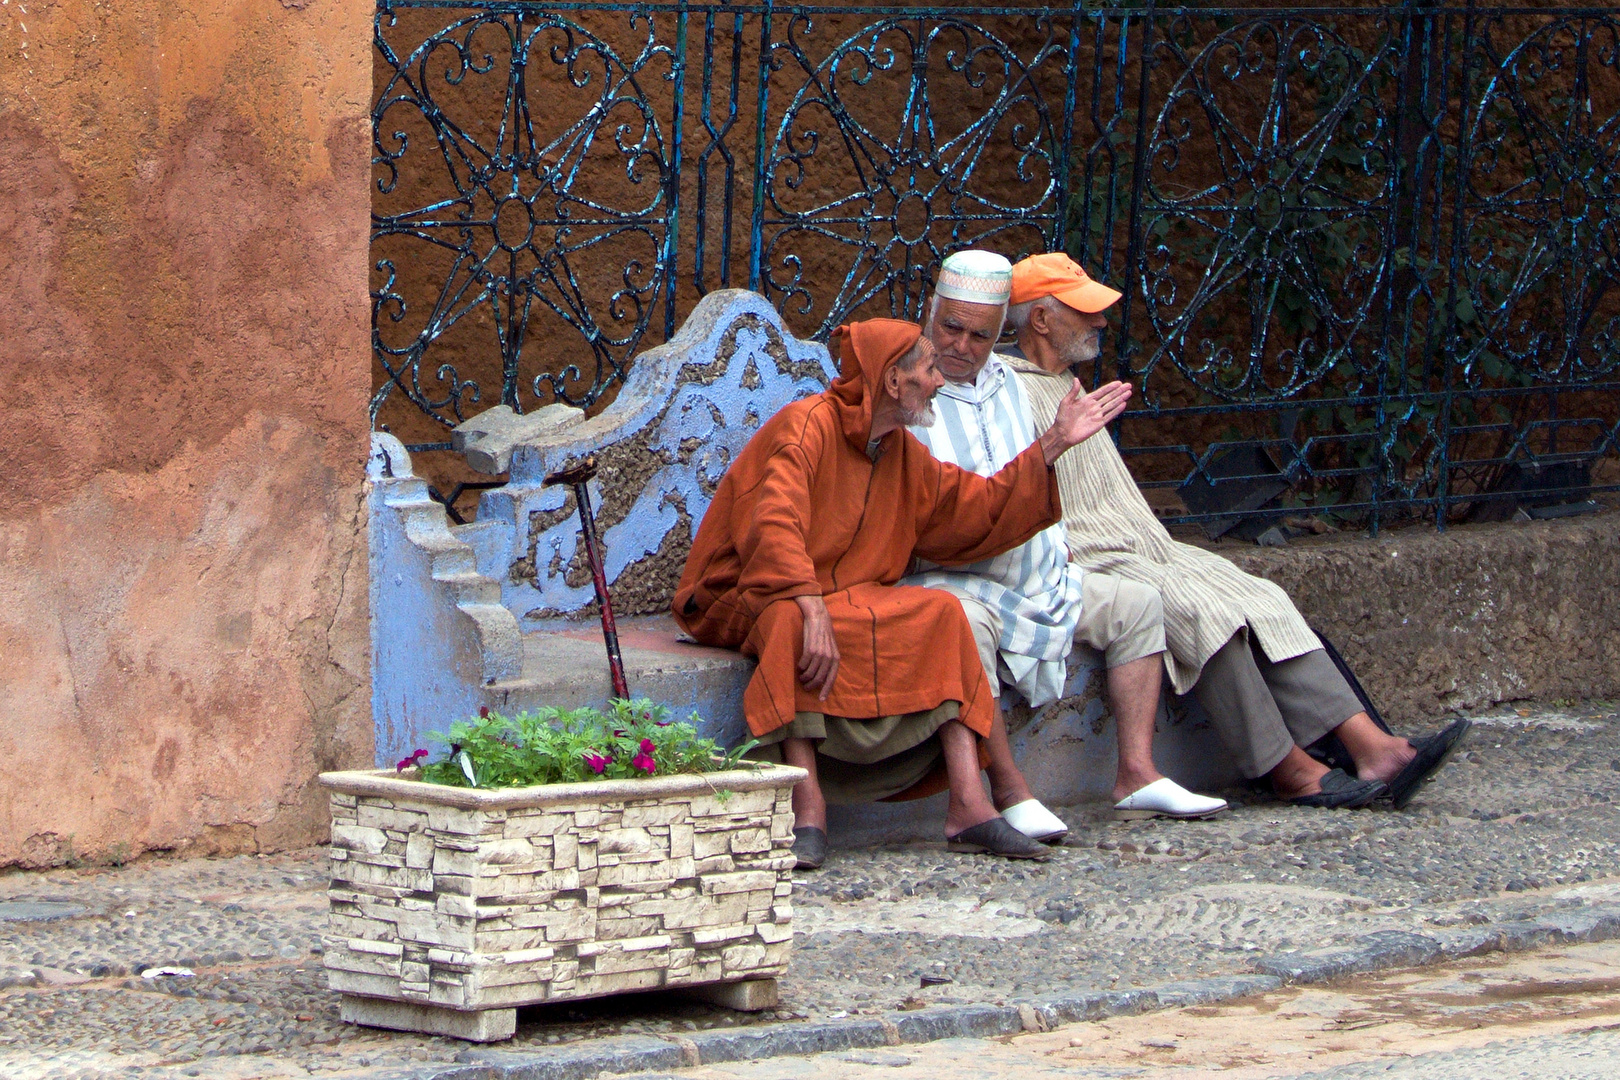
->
[543,455,629,701]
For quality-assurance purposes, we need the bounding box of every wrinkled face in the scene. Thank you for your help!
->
[887,337,946,428]
[925,297,1005,384]
[1048,302,1112,370]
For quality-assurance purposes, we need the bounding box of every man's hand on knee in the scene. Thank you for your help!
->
[794,595,840,700]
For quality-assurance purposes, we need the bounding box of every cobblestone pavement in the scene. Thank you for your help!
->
[2,700,1618,1078]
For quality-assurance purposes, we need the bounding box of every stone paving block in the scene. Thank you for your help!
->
[501,812,573,839]
[890,1003,1022,1043]
[341,995,515,1043]
[454,1035,686,1077]
[332,824,390,854]
[357,805,432,833]
[688,1018,892,1063]
[701,870,775,895]
[681,977,779,1012]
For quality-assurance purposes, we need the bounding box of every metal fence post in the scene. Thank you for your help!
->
[665,2,689,340]
[748,0,775,293]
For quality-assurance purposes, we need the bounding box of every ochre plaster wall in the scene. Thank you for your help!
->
[0,0,374,867]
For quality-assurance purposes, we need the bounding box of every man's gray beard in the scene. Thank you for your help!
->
[1060,332,1102,370]
[903,402,937,428]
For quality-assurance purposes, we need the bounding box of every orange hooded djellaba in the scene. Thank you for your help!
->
[673,318,1064,741]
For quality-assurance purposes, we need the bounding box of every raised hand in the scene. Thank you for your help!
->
[1037,380,1131,466]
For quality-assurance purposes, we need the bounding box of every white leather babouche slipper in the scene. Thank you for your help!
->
[1001,799,1069,843]
[1113,778,1228,821]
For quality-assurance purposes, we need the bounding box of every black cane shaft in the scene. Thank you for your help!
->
[573,481,629,701]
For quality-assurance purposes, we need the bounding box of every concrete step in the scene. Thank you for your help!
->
[482,616,755,750]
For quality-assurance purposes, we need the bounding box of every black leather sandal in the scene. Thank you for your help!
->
[791,826,828,871]
[945,816,1051,860]
[1387,718,1472,810]
[1289,768,1387,809]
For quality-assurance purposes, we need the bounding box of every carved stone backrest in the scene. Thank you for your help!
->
[464,289,837,626]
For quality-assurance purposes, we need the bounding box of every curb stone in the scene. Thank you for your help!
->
[455,1036,687,1079]
[346,900,1620,1080]
[1254,902,1620,984]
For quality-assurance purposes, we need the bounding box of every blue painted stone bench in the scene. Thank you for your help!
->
[367,290,1237,843]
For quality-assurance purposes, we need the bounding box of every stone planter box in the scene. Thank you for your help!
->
[317,762,806,1041]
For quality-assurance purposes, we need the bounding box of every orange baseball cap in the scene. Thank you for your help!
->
[1009,252,1122,313]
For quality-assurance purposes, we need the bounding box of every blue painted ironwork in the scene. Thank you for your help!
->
[372,2,1620,530]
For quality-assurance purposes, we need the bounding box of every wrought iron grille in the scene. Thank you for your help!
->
[371,2,1620,530]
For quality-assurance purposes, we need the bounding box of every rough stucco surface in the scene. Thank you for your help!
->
[1222,512,1620,725]
[0,0,374,867]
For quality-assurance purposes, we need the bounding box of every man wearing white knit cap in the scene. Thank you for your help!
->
[903,249,1228,834]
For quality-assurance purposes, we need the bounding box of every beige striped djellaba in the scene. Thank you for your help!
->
[1007,355,1322,695]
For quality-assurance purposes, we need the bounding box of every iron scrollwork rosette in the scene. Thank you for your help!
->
[757,13,1069,339]
[371,3,677,440]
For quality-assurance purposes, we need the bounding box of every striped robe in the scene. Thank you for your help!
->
[1007,354,1320,694]
[901,357,1085,707]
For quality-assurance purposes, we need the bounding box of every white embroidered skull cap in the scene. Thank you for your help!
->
[934,250,1014,305]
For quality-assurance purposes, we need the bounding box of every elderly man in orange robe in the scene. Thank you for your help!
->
[674,318,1131,867]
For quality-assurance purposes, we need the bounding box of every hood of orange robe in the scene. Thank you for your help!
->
[826,318,923,451]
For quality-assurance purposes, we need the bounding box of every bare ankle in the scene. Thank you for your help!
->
[1112,764,1164,802]
[991,780,1035,811]
[1268,748,1328,799]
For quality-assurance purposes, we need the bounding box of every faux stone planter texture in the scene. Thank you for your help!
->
[317,763,806,1041]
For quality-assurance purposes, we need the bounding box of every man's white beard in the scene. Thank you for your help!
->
[903,402,937,428]
[1061,331,1102,369]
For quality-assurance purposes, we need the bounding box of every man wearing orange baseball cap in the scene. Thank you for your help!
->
[1004,253,1471,811]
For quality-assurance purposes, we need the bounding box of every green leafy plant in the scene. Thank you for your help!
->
[402,699,759,790]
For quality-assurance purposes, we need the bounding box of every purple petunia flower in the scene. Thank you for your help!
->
[396,749,428,773]
[631,751,656,774]
[584,751,610,775]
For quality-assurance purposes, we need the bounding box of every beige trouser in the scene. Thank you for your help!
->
[934,573,1167,698]
[747,704,960,805]
[1192,630,1366,778]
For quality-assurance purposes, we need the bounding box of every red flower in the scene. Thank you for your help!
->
[395,749,428,773]
[584,751,610,775]
[639,738,655,755]
[479,706,490,719]
[631,751,656,775]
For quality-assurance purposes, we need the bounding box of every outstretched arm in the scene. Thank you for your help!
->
[1036,380,1131,466]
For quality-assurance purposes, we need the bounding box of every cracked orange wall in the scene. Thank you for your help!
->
[0,0,373,866]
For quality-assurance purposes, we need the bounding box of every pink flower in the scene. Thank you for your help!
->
[631,751,656,775]
[584,751,610,775]
[655,720,671,727]
[639,738,655,755]
[396,749,427,773]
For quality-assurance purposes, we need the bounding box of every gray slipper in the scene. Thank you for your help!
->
[792,826,828,871]
[946,816,1051,861]
[1289,768,1386,810]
